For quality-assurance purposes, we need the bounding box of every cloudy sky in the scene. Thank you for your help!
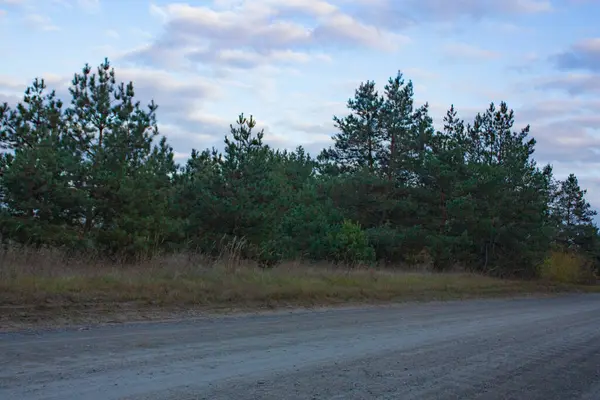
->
[1,0,600,206]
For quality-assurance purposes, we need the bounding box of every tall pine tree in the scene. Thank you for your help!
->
[318,80,384,174]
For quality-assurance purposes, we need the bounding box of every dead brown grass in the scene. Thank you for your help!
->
[1,246,599,330]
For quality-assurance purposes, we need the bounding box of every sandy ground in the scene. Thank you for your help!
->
[1,294,599,399]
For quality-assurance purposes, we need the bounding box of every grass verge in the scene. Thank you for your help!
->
[1,248,599,331]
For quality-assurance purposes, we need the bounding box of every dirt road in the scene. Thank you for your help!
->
[1,295,599,399]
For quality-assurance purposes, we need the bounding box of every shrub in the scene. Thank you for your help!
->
[327,219,375,265]
[366,225,429,265]
[366,225,404,262]
[539,250,597,284]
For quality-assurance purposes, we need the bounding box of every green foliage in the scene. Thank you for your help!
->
[366,224,428,265]
[0,59,179,258]
[366,224,404,262]
[539,250,597,284]
[275,183,343,261]
[2,60,599,278]
[318,80,384,175]
[326,220,375,265]
[551,174,598,251]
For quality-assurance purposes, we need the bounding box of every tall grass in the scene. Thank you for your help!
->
[539,250,598,284]
[1,244,598,329]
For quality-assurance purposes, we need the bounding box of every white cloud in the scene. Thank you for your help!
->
[190,47,331,69]
[172,151,189,160]
[552,37,600,73]
[77,0,99,12]
[129,27,153,39]
[0,75,27,92]
[23,13,60,31]
[575,38,600,53]
[312,12,410,51]
[349,0,552,31]
[507,52,540,73]
[259,0,338,17]
[536,72,600,95]
[50,0,100,11]
[105,29,119,39]
[149,2,168,21]
[482,20,534,34]
[184,111,229,127]
[115,66,222,107]
[409,0,552,18]
[442,42,501,61]
[125,0,409,73]
[51,0,100,12]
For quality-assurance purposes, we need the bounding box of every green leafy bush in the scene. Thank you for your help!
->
[327,220,375,265]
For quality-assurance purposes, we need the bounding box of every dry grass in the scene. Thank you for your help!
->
[539,250,598,284]
[1,246,599,329]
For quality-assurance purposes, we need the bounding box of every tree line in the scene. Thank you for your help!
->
[1,59,598,277]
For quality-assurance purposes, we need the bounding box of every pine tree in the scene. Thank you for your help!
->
[421,105,471,268]
[3,62,599,276]
[410,102,435,183]
[459,102,552,276]
[0,78,84,246]
[318,80,384,174]
[378,71,415,181]
[1,59,179,255]
[63,58,179,256]
[552,173,598,250]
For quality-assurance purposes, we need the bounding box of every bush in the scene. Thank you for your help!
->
[366,225,404,262]
[425,234,457,271]
[275,196,344,261]
[327,219,375,265]
[539,250,597,284]
[366,225,429,265]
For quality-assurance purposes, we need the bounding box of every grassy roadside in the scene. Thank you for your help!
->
[2,248,599,330]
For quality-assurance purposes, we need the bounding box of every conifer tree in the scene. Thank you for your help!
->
[378,72,415,181]
[319,80,384,174]
[552,173,598,251]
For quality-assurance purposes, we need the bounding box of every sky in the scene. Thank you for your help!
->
[1,0,600,208]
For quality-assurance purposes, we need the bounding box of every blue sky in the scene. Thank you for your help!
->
[1,0,600,207]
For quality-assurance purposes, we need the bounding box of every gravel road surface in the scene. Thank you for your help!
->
[1,295,599,399]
